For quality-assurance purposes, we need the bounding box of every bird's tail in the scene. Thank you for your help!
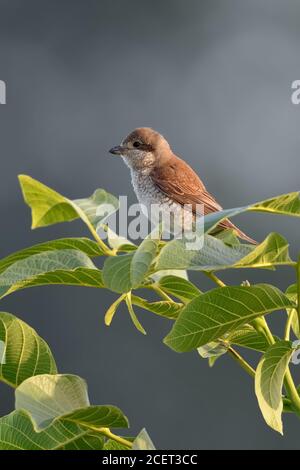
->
[228,221,257,245]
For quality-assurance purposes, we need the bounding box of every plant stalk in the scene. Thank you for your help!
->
[284,369,300,415]
[284,310,294,341]
[152,285,174,302]
[227,346,255,378]
[95,427,133,449]
[297,255,300,335]
[204,272,226,288]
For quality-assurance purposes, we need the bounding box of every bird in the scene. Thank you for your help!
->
[109,127,257,244]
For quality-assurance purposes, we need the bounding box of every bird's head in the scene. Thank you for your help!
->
[109,127,170,171]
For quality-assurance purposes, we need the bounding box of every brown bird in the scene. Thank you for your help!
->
[109,127,256,244]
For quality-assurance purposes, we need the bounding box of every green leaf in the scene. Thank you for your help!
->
[103,439,129,450]
[131,295,183,320]
[157,275,201,303]
[155,234,252,272]
[103,232,160,293]
[285,284,299,338]
[155,233,293,272]
[103,253,134,294]
[228,325,272,352]
[214,229,241,246]
[62,433,105,450]
[0,410,106,450]
[0,312,57,388]
[15,374,128,431]
[151,270,189,281]
[251,192,300,216]
[19,175,118,231]
[255,341,294,434]
[125,294,147,335]
[132,428,155,450]
[197,324,273,366]
[63,405,128,431]
[131,233,160,288]
[0,238,103,275]
[164,284,294,352]
[208,356,220,367]
[19,175,78,228]
[197,341,228,359]
[234,233,293,269]
[0,374,129,449]
[104,294,126,326]
[0,248,102,299]
[203,192,300,235]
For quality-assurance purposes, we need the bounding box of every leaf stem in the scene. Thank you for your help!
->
[125,292,147,335]
[204,272,226,288]
[152,285,174,302]
[70,202,115,256]
[95,427,133,449]
[227,346,255,378]
[88,224,115,256]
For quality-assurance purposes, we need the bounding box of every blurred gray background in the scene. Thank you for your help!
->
[0,0,300,450]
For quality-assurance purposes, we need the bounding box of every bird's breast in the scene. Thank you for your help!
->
[130,171,168,207]
[130,170,194,231]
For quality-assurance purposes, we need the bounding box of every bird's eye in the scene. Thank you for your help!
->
[133,141,141,148]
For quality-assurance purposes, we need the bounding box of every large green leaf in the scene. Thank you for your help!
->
[0,248,102,299]
[0,312,57,388]
[164,284,294,352]
[0,373,130,449]
[155,234,252,272]
[203,192,300,235]
[255,341,295,434]
[0,410,108,450]
[19,175,118,231]
[155,233,293,272]
[15,374,129,431]
[0,238,103,275]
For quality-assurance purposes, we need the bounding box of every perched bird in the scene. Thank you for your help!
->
[109,127,256,244]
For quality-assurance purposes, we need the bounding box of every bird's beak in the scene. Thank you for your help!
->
[109,145,125,156]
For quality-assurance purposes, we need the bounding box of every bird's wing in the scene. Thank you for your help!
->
[150,155,223,215]
[150,155,257,244]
